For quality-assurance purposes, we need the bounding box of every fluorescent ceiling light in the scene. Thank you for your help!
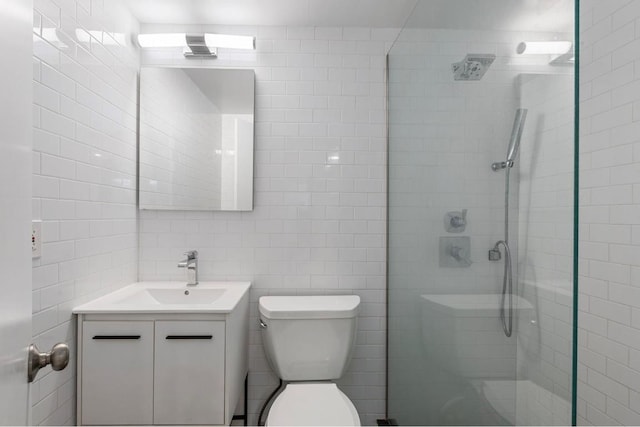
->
[137,33,255,50]
[517,41,572,55]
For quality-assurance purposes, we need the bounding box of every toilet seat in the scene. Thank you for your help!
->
[266,383,361,426]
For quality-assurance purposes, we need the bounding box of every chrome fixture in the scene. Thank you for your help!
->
[491,109,528,338]
[444,209,467,233]
[550,50,575,66]
[449,245,470,264]
[488,246,501,261]
[28,342,69,382]
[492,109,528,171]
[184,34,217,58]
[178,250,199,285]
[506,109,527,163]
[451,54,496,81]
[439,237,472,268]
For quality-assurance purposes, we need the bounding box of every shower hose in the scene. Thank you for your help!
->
[498,163,514,337]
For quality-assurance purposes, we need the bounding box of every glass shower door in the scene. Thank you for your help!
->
[387,1,576,425]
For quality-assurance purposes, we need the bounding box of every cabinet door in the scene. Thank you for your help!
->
[81,321,154,425]
[154,321,225,425]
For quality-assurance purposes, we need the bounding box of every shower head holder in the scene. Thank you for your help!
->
[491,160,514,171]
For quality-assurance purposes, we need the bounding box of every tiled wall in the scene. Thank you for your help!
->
[31,0,139,424]
[138,24,397,425]
[516,72,574,425]
[139,67,223,210]
[578,0,640,424]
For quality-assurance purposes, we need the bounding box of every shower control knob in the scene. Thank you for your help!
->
[450,209,467,227]
[444,209,467,232]
[450,246,466,261]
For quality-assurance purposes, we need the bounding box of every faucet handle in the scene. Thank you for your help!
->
[184,250,198,259]
[450,209,467,227]
[445,209,468,232]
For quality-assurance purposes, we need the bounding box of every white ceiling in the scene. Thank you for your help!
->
[126,0,418,28]
[126,0,573,33]
[405,0,574,32]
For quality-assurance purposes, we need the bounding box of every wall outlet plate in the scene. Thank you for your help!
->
[32,220,41,258]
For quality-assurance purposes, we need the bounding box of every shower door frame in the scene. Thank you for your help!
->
[571,0,580,425]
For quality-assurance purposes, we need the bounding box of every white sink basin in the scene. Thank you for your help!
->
[146,288,225,304]
[73,282,251,314]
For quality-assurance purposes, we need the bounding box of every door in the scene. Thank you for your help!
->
[0,0,33,424]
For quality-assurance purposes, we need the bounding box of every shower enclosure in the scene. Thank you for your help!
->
[387,1,577,425]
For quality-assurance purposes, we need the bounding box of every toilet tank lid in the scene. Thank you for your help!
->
[259,295,360,320]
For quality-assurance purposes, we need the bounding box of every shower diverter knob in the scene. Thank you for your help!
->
[444,209,467,232]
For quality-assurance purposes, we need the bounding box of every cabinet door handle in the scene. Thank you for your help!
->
[165,335,213,340]
[92,335,141,340]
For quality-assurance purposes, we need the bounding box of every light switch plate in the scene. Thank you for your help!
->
[32,220,41,258]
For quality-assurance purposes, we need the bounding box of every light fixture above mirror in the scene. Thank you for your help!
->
[137,33,255,58]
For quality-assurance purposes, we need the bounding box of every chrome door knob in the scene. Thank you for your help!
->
[28,342,69,383]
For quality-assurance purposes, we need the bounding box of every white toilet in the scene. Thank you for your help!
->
[258,295,361,426]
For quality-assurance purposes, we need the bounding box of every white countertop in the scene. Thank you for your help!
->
[73,281,251,314]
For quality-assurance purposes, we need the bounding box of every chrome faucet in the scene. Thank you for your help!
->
[178,250,199,285]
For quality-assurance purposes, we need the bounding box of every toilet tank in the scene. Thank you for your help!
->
[259,295,360,381]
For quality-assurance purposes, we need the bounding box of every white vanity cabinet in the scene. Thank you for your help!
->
[153,321,225,425]
[74,283,250,426]
[81,321,154,425]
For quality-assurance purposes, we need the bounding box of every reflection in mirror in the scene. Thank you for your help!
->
[138,67,254,211]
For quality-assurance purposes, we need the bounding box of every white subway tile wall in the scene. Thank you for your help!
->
[139,67,223,210]
[32,0,139,424]
[579,0,640,424]
[138,24,397,425]
[516,73,574,425]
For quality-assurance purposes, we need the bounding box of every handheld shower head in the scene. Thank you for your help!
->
[506,109,528,164]
[491,108,528,171]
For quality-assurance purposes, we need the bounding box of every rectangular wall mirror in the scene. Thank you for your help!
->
[138,67,255,211]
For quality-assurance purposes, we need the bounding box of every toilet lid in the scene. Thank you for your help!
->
[267,383,361,426]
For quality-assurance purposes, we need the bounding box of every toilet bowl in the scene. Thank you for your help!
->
[258,295,361,426]
[266,383,360,426]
